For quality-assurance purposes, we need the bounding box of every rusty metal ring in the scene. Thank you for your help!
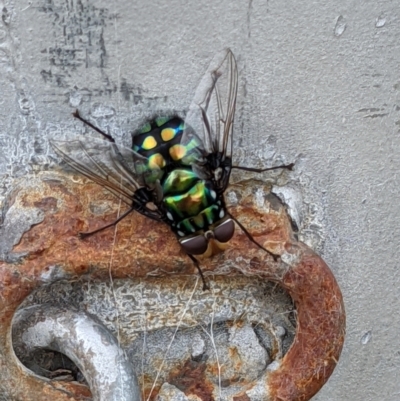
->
[0,173,345,400]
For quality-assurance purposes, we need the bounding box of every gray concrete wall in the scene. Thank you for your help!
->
[0,0,399,400]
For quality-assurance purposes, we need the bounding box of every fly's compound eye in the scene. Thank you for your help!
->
[213,218,235,243]
[180,235,208,255]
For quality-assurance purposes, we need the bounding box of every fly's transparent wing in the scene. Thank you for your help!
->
[50,138,150,206]
[184,49,238,161]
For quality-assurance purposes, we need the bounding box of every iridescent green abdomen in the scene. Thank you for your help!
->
[133,117,225,238]
[132,117,202,180]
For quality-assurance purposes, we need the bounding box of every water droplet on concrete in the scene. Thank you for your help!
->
[375,15,386,28]
[361,330,372,345]
[334,15,346,37]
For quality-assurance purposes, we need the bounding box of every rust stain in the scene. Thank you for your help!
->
[140,373,161,401]
[169,359,214,401]
[228,346,243,372]
[233,394,251,401]
[32,196,58,211]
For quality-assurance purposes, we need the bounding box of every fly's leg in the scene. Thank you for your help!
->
[79,206,136,239]
[232,163,294,172]
[228,163,293,257]
[228,213,279,262]
[79,200,164,239]
[73,110,115,143]
[215,157,291,261]
[216,157,294,194]
[187,254,209,291]
[79,186,165,238]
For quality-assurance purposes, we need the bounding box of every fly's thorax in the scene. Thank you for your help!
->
[162,171,220,223]
[163,175,233,253]
[131,117,203,174]
[162,169,199,195]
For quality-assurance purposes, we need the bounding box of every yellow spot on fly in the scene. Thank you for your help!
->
[139,122,152,134]
[148,153,166,169]
[142,136,157,150]
[169,144,186,161]
[161,128,176,142]
[155,117,169,127]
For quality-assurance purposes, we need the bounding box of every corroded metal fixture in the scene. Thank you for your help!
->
[12,305,140,401]
[0,172,345,400]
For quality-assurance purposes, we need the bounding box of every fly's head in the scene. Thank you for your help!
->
[179,216,235,256]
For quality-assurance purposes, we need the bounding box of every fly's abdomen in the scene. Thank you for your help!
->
[162,169,224,237]
[132,117,202,182]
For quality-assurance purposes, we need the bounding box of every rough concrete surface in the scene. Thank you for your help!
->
[0,0,398,400]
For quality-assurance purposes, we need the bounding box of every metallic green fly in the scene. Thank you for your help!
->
[51,50,293,290]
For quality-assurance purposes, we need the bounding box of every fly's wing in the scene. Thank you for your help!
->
[184,49,238,163]
[50,137,154,206]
